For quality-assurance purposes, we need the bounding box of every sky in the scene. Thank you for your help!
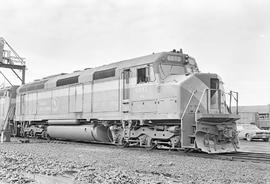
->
[0,0,269,106]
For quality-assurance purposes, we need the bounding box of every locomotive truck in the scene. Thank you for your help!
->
[1,49,240,153]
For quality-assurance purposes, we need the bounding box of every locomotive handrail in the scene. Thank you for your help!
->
[180,90,197,121]
[229,90,239,114]
[194,88,209,123]
[224,90,239,114]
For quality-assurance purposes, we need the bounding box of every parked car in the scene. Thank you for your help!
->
[237,124,270,142]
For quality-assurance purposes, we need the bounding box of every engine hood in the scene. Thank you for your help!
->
[162,74,191,84]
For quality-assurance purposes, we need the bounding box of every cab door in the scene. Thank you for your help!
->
[210,78,220,113]
[122,69,130,113]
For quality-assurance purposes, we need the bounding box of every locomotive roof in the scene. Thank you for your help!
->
[17,52,167,93]
[93,52,165,70]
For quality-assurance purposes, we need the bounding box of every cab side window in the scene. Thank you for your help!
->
[137,65,155,84]
[137,68,148,84]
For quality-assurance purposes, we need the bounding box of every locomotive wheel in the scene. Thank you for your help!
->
[118,142,129,148]
[116,137,129,148]
[20,131,25,137]
[41,131,45,139]
[246,134,252,142]
[170,136,181,150]
[145,140,157,151]
[41,131,49,140]
[46,134,51,141]
[138,134,156,150]
[29,130,34,138]
[145,138,157,151]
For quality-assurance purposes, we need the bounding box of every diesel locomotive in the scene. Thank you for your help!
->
[1,49,240,153]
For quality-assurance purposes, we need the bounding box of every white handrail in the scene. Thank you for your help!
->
[195,88,208,122]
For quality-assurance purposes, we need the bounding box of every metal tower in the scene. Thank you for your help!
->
[0,37,26,85]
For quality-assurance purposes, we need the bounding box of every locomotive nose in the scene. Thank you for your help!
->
[180,73,240,153]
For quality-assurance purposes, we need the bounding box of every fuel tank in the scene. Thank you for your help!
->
[47,124,112,143]
[47,120,81,125]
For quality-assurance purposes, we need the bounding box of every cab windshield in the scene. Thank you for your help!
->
[159,63,185,79]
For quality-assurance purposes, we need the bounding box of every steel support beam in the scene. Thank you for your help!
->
[0,37,26,85]
[0,71,13,86]
[0,63,26,70]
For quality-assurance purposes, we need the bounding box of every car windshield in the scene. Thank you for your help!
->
[159,64,185,79]
[242,124,261,130]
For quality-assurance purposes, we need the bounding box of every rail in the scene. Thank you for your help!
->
[217,152,270,163]
[185,151,270,164]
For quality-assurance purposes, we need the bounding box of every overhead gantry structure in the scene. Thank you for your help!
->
[0,37,26,142]
[0,37,26,85]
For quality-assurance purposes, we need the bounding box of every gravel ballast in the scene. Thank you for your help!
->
[0,139,269,184]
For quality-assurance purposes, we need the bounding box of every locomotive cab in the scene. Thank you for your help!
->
[117,50,239,153]
[142,51,240,153]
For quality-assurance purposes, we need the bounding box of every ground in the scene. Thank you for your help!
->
[239,139,270,153]
[0,139,269,184]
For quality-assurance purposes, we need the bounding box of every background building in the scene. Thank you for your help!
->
[236,105,270,130]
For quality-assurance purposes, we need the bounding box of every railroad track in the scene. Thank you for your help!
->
[215,152,270,164]
[185,151,270,164]
[14,137,270,164]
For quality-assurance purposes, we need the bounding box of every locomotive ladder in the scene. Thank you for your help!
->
[180,90,197,148]
[0,104,15,143]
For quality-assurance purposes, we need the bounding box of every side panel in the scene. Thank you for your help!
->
[15,95,20,116]
[131,100,156,113]
[69,86,76,112]
[93,80,119,112]
[28,93,37,115]
[52,88,69,114]
[37,91,52,115]
[130,83,158,114]
[24,94,29,115]
[83,84,91,112]
[69,85,83,113]
[20,94,26,115]
[157,98,177,114]
[75,85,83,112]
